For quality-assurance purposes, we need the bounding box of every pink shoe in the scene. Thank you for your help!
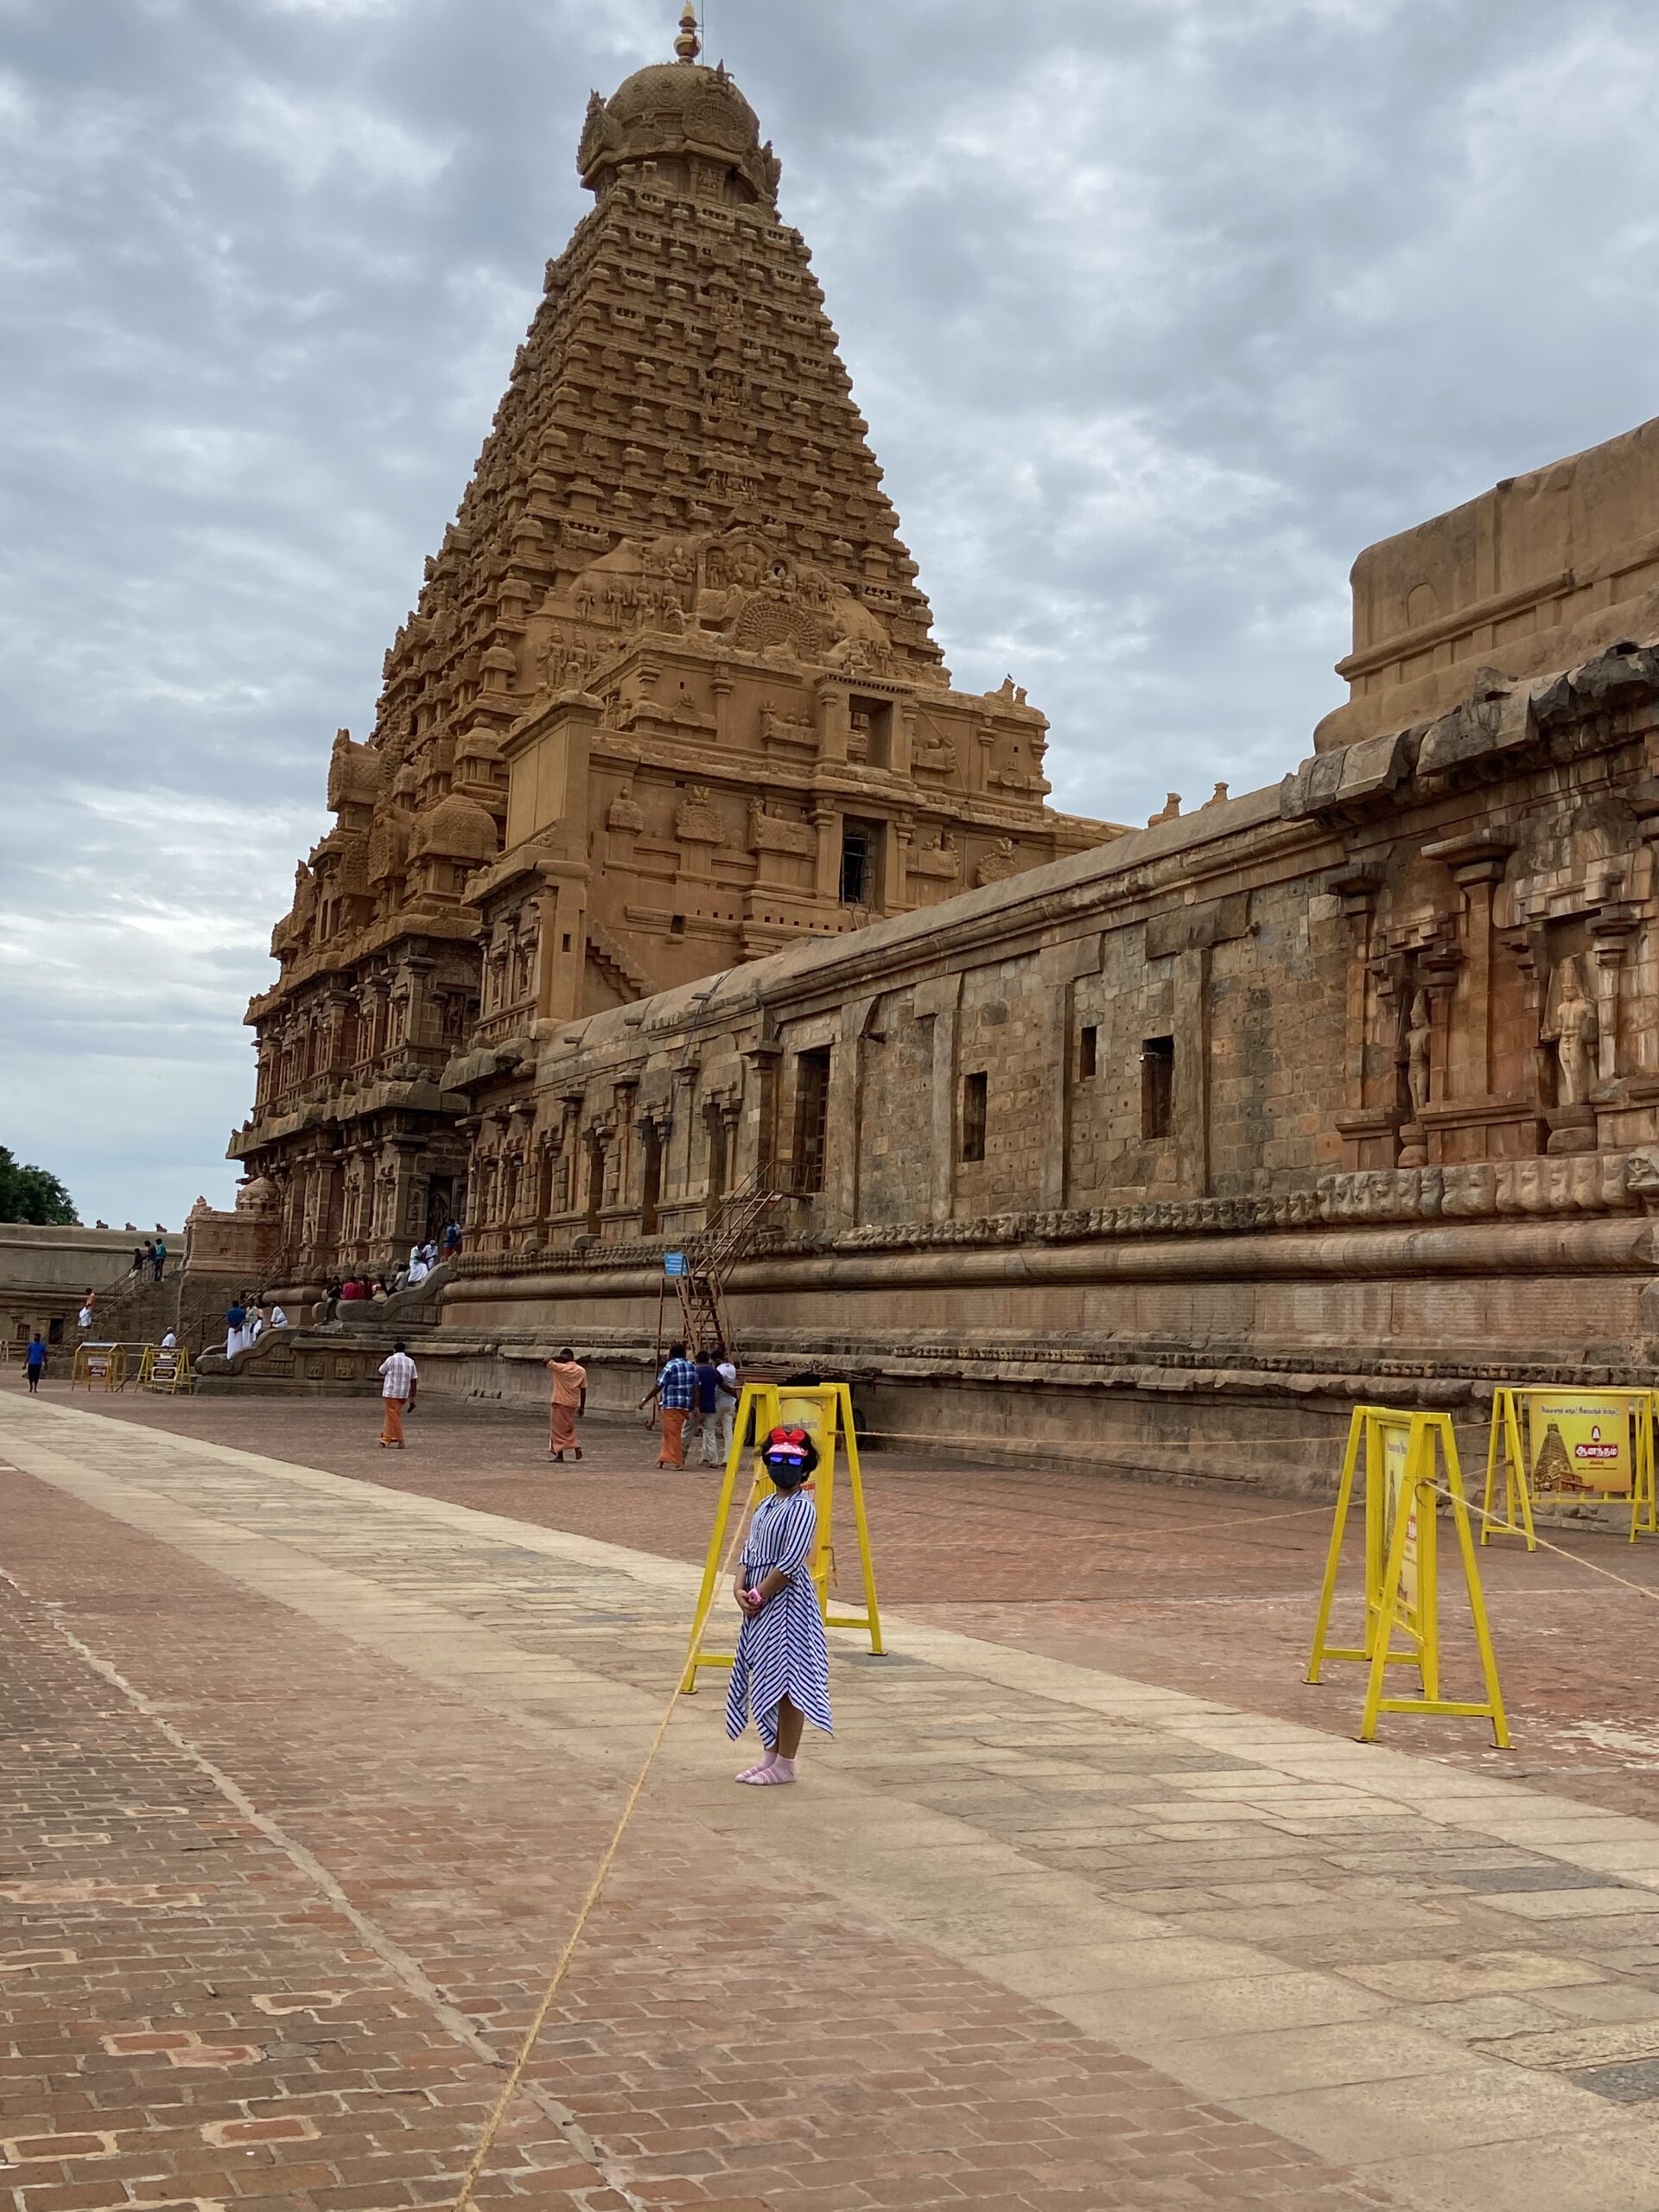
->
[738,1764,796,1786]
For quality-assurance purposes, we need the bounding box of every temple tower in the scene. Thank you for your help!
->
[232,10,1117,1285]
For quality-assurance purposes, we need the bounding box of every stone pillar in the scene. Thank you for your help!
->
[1425,833,1514,1102]
[823,998,876,1230]
[812,805,841,904]
[1172,949,1212,1198]
[1591,909,1638,1090]
[912,972,963,1224]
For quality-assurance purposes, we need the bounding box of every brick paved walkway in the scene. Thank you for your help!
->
[7,1390,1659,2209]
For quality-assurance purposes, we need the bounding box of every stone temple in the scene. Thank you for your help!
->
[205,10,1659,1479]
[227,9,1116,1278]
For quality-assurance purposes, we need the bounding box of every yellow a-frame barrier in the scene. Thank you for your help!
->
[137,1343,198,1395]
[680,1381,884,1695]
[1483,1385,1656,1549]
[1306,1405,1509,1746]
[1633,1423,1659,1544]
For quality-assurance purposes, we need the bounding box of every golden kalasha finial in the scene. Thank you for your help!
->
[674,3,701,62]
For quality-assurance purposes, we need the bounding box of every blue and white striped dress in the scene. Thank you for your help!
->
[725,1489,833,1749]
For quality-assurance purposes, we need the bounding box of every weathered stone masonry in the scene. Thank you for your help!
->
[419,625,1659,1480]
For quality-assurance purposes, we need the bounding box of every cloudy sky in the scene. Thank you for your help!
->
[5,0,1659,1229]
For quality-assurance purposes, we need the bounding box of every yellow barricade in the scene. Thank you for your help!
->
[71,1343,127,1392]
[1483,1385,1657,1549]
[1306,1405,1509,1746]
[680,1381,883,1695]
[136,1344,198,1395]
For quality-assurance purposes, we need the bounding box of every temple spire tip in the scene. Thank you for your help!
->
[674,3,701,62]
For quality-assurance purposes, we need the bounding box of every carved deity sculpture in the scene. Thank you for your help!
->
[1548,957,1599,1106]
[1405,990,1433,1120]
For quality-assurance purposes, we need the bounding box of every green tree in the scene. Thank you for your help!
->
[0,1146,79,1225]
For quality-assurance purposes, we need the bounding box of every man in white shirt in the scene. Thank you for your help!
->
[269,1305,289,1330]
[378,1340,418,1448]
[160,1330,177,1351]
[702,1344,741,1468]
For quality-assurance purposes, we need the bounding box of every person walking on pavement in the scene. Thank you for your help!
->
[641,1341,696,1467]
[546,1346,587,1461]
[378,1339,417,1448]
[689,1349,721,1465]
[23,1333,46,1393]
[702,1344,740,1467]
[727,1425,832,1787]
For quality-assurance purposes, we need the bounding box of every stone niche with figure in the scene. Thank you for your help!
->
[1328,754,1659,1176]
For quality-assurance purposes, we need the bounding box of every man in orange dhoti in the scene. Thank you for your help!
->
[547,1347,587,1461]
[378,1342,417,1447]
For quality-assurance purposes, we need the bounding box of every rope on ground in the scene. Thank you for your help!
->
[448,1483,758,2212]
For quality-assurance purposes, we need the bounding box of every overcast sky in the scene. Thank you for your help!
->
[5,0,1659,1230]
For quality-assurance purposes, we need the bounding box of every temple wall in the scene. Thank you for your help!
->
[412,632,1659,1486]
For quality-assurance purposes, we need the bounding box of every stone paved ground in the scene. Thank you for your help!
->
[8,1386,1659,2210]
[75,1388,1659,1818]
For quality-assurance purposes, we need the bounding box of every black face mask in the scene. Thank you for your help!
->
[766,1463,807,1485]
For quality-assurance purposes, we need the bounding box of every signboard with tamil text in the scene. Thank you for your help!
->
[1526,1390,1634,1497]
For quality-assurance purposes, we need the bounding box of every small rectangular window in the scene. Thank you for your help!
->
[794,1047,832,1194]
[840,821,877,906]
[1141,1036,1174,1139]
[1079,1024,1097,1079]
[961,1071,988,1162]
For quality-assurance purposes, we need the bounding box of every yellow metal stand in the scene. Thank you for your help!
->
[1481,1385,1655,1548]
[1632,1413,1659,1544]
[679,1381,883,1695]
[137,1344,197,1395]
[1482,1388,1540,1550]
[70,1343,127,1392]
[1306,1405,1509,1746]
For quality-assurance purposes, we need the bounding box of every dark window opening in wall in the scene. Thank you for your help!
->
[1141,1036,1174,1139]
[640,1122,663,1236]
[706,1107,730,1205]
[793,1048,831,1194]
[962,1071,988,1162]
[561,932,573,952]
[1079,1024,1098,1079]
[670,913,686,938]
[849,695,894,769]
[584,1135,604,1236]
[840,821,878,907]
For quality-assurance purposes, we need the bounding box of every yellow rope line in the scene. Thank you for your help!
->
[448,1483,758,2212]
[1427,1482,1659,1606]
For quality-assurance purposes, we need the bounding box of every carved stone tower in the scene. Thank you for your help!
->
[230,14,1117,1286]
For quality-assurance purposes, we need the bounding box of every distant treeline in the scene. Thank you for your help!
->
[0,1145,77,1225]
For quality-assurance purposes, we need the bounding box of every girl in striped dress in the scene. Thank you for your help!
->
[726,1427,833,1786]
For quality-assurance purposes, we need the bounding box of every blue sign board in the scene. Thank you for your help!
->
[664,1252,689,1277]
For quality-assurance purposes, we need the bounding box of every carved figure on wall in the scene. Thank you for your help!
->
[1405,990,1433,1120]
[1548,957,1599,1106]
[975,837,1018,887]
[674,785,724,842]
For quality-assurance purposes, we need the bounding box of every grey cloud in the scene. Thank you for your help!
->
[4,0,1659,1221]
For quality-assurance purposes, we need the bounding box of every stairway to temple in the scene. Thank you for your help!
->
[85,1269,182,1345]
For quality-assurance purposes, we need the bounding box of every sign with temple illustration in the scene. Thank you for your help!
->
[1526,1391,1634,1495]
